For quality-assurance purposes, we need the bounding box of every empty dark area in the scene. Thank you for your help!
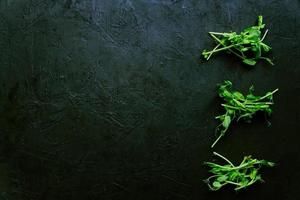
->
[0,0,300,200]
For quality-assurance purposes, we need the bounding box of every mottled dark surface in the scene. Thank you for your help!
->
[0,0,299,199]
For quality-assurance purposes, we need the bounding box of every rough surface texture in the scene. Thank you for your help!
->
[0,0,299,199]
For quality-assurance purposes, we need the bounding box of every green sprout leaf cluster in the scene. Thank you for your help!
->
[204,152,275,191]
[212,80,278,148]
[202,16,273,66]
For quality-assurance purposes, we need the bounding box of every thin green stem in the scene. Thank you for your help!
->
[215,114,226,119]
[235,179,259,190]
[202,43,239,55]
[207,159,259,171]
[207,43,221,60]
[221,104,246,111]
[213,152,235,167]
[237,113,252,121]
[244,102,273,105]
[226,181,241,186]
[253,88,279,102]
[233,99,246,108]
[204,162,227,169]
[205,175,219,180]
[260,56,274,65]
[209,32,232,36]
[209,33,245,59]
[260,29,269,42]
[244,104,269,108]
[211,133,224,148]
[239,156,249,165]
[230,161,258,170]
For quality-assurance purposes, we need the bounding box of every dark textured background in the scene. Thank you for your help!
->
[0,0,300,199]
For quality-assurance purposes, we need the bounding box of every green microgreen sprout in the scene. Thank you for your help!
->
[202,15,273,66]
[211,80,278,148]
[204,152,275,191]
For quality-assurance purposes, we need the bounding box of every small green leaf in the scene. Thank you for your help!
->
[227,109,235,115]
[240,179,249,187]
[222,115,231,128]
[242,39,251,44]
[202,50,209,58]
[265,108,272,115]
[213,181,222,188]
[217,176,228,182]
[255,174,262,181]
[250,169,257,179]
[241,47,249,51]
[233,91,245,100]
[243,59,257,66]
[260,57,274,65]
[261,43,271,52]
[229,171,239,180]
[257,15,265,28]
[260,160,276,167]
[247,29,261,40]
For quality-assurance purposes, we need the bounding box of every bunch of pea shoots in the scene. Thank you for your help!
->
[202,16,273,66]
[212,80,278,148]
[204,152,275,191]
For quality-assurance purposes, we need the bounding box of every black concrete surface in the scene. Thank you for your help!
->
[0,0,300,199]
